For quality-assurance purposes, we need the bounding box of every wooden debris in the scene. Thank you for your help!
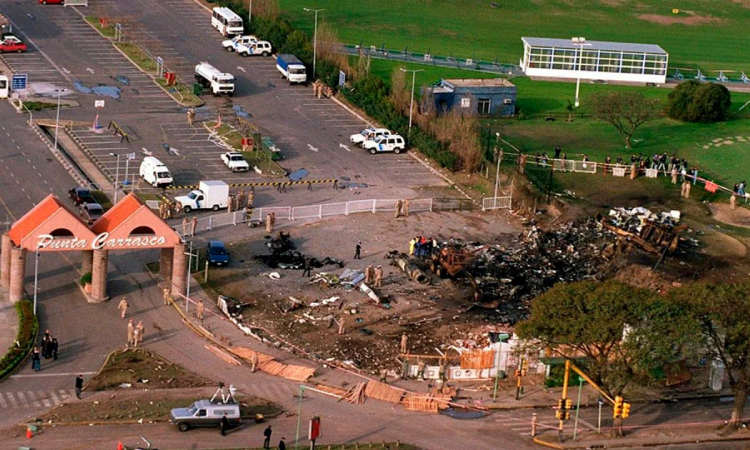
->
[314,384,348,397]
[401,393,447,413]
[364,380,405,404]
[341,382,367,404]
[259,360,316,381]
[460,349,495,370]
[205,344,241,365]
[230,347,274,364]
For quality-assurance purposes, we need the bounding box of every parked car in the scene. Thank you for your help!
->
[39,0,65,4]
[350,127,390,147]
[170,399,240,432]
[362,134,406,154]
[80,203,104,225]
[221,35,257,52]
[68,187,96,206]
[0,36,27,53]
[206,240,229,266]
[221,152,250,172]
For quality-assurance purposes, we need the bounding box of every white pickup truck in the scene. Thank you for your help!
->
[221,152,250,172]
[222,35,272,57]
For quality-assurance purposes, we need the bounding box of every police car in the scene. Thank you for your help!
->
[362,134,406,154]
[350,127,390,147]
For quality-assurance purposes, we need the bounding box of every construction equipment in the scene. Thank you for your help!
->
[429,244,484,278]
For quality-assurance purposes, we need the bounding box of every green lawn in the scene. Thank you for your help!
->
[282,0,750,74]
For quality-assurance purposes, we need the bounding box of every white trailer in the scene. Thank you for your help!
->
[194,62,235,96]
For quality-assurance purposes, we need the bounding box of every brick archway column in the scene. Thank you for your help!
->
[0,233,12,289]
[159,248,174,284]
[81,250,93,276]
[90,249,109,302]
[171,243,187,298]
[8,246,27,303]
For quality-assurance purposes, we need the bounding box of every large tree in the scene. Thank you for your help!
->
[590,92,661,149]
[667,80,731,123]
[517,280,696,398]
[674,282,750,429]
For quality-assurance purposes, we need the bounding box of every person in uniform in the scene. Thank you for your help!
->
[118,297,129,319]
[196,299,205,321]
[374,265,383,287]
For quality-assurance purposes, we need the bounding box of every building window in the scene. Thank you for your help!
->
[478,98,491,115]
[460,97,471,108]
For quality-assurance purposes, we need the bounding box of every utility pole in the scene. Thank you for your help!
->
[53,91,62,152]
[400,68,424,140]
[303,8,324,80]
[110,152,121,203]
[247,0,252,24]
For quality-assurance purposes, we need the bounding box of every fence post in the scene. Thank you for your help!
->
[319,205,322,219]
[345,202,349,216]
[291,207,295,221]
[208,216,212,230]
[372,200,377,213]
[429,198,433,212]
[232,211,236,226]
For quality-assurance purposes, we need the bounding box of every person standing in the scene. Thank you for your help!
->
[118,297,129,319]
[75,374,84,399]
[354,241,362,260]
[127,319,135,348]
[403,199,410,217]
[163,287,171,306]
[364,265,374,284]
[400,333,408,354]
[136,321,145,347]
[41,335,50,359]
[338,316,346,335]
[554,145,561,160]
[196,299,205,322]
[181,217,189,237]
[52,338,59,360]
[31,347,41,372]
[133,326,141,349]
[263,425,272,449]
[731,193,737,211]
[187,107,196,126]
[302,257,312,277]
[191,216,198,236]
[374,265,383,287]
[247,191,254,208]
[409,237,416,256]
[220,413,230,436]
[278,437,286,450]
[251,351,259,373]
[265,213,273,234]
[395,199,403,218]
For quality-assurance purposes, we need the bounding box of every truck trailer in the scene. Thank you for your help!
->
[276,54,307,84]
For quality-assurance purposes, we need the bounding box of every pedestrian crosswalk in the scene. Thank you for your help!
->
[493,411,537,437]
[0,390,74,409]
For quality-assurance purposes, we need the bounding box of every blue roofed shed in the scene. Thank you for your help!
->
[422,78,516,117]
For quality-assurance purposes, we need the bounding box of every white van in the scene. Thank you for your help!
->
[0,75,8,99]
[139,157,173,187]
[212,7,243,36]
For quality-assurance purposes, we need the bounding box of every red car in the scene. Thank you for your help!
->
[0,36,27,53]
[39,0,65,4]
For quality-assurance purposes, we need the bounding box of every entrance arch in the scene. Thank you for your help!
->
[1,193,184,303]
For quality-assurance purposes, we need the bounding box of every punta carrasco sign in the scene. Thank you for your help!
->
[37,232,167,250]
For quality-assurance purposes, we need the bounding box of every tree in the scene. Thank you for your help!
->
[390,67,410,115]
[675,282,750,429]
[517,280,696,398]
[590,92,660,149]
[667,80,731,123]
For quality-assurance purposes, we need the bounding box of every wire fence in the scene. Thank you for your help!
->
[171,196,511,238]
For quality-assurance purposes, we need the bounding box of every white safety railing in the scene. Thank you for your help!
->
[173,197,505,238]
[482,196,512,211]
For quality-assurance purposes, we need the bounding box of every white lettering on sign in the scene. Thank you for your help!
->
[37,233,167,250]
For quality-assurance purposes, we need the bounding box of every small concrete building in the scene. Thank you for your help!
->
[421,78,516,117]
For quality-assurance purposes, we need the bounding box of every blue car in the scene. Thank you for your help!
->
[206,241,229,266]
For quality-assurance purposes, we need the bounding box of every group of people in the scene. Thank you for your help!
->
[364,264,384,287]
[31,329,59,371]
[159,199,181,220]
[126,318,146,348]
[181,216,199,237]
[409,236,438,258]
[228,189,254,212]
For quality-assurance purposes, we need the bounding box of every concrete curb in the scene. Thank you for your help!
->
[28,122,87,187]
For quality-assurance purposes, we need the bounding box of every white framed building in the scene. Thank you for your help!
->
[520,37,668,84]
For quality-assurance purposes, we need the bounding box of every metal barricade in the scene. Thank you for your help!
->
[256,206,292,220]
[374,199,399,212]
[291,204,323,220]
[482,196,512,211]
[409,198,433,212]
[346,199,376,214]
[573,160,597,173]
[320,202,348,217]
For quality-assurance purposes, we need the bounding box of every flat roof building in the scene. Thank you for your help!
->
[421,78,516,117]
[520,37,668,84]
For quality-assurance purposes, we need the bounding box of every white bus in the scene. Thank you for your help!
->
[212,7,243,36]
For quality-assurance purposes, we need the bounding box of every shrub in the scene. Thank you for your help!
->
[0,300,38,380]
[667,80,731,123]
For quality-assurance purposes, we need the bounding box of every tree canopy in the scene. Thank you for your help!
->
[666,80,731,123]
[590,92,661,149]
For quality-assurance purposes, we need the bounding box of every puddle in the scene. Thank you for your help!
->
[288,168,309,182]
[72,80,122,99]
[232,105,251,118]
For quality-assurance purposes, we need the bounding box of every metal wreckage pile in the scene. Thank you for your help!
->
[254,231,345,270]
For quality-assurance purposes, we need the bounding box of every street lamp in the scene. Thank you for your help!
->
[571,37,590,108]
[493,132,501,200]
[247,0,252,24]
[303,8,324,80]
[33,244,40,315]
[110,152,121,204]
[53,90,62,152]
[399,68,423,137]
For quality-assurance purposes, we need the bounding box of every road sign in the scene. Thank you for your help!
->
[11,74,27,91]
[156,57,164,78]
[338,70,345,87]
[94,100,105,108]
[309,416,321,441]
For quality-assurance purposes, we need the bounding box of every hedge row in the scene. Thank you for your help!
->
[0,300,39,380]
[206,0,458,170]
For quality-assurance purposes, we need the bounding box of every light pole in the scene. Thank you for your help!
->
[400,68,423,138]
[294,385,306,449]
[247,0,252,24]
[493,132,501,200]
[33,244,40,315]
[303,8,324,80]
[53,91,62,152]
[571,37,589,108]
[110,152,121,203]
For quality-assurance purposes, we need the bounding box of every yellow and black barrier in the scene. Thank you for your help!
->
[165,179,338,190]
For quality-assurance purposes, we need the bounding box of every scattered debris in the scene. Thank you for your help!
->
[255,232,344,270]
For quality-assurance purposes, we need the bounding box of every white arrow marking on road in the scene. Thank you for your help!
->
[62,67,71,74]
[86,68,95,74]
[339,143,351,152]
[236,66,247,73]
[141,147,153,156]
[307,144,318,152]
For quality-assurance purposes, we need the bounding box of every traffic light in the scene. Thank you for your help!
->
[565,398,572,410]
[515,369,521,377]
[613,396,623,418]
[622,402,631,419]
[521,359,529,376]
[555,409,571,420]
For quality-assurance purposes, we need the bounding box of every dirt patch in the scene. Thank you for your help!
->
[438,29,458,38]
[732,0,750,9]
[36,388,281,424]
[710,203,750,228]
[87,349,211,391]
[637,12,723,26]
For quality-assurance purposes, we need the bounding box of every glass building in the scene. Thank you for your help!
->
[520,37,668,84]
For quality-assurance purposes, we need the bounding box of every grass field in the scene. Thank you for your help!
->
[282,0,750,75]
